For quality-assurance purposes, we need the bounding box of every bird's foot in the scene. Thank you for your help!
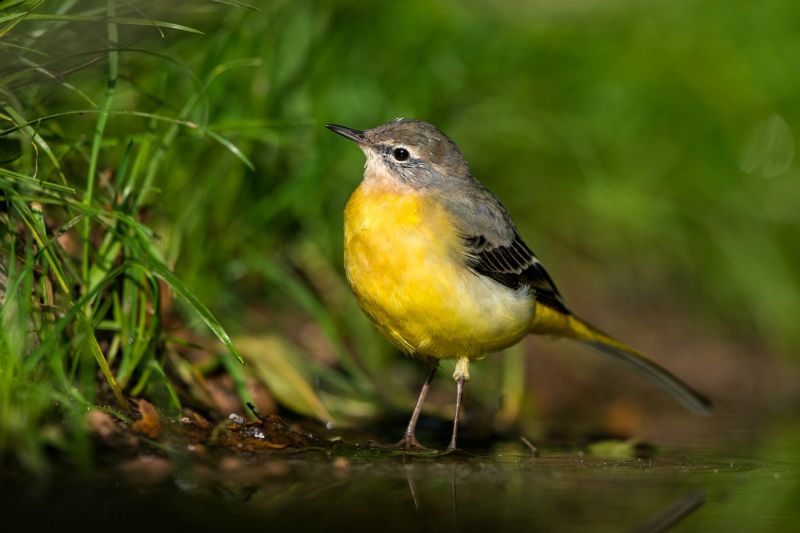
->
[394,434,431,452]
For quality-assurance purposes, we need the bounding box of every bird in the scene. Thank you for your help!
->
[326,118,710,451]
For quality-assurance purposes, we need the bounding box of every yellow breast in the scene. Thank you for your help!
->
[343,177,533,360]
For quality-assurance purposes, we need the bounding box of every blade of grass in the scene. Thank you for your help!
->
[145,257,244,365]
[0,168,75,193]
[218,351,256,419]
[211,0,261,11]
[81,0,118,285]
[10,200,127,408]
[23,14,204,34]
[1,105,68,185]
[18,56,97,108]
[1,109,255,171]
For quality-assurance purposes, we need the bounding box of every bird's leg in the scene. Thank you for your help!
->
[396,362,438,450]
[447,357,471,451]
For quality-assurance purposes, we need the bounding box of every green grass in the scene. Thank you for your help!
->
[1,0,799,471]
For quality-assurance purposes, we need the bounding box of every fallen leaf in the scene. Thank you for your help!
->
[132,399,162,439]
[235,335,334,425]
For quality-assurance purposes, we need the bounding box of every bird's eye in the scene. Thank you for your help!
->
[393,147,410,161]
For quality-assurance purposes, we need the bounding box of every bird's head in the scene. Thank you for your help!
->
[326,118,470,187]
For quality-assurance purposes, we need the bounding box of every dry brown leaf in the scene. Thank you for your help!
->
[132,399,162,439]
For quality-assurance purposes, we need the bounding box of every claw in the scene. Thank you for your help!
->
[395,434,431,452]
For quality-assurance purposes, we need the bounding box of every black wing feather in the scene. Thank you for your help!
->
[464,233,570,314]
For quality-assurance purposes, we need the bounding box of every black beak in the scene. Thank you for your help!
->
[325,124,366,144]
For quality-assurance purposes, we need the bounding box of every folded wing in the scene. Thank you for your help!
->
[463,232,570,314]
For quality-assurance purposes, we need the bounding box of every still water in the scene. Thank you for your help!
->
[3,436,797,533]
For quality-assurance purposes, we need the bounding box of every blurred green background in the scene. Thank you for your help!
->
[2,0,799,471]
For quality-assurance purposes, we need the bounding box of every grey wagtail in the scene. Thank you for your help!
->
[326,118,710,450]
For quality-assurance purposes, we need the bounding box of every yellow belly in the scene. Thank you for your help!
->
[343,181,534,360]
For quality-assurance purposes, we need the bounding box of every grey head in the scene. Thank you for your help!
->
[326,118,518,245]
[325,118,470,188]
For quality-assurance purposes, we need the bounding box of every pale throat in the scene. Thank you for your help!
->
[361,150,413,193]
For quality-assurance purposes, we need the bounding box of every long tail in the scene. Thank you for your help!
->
[532,309,711,414]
